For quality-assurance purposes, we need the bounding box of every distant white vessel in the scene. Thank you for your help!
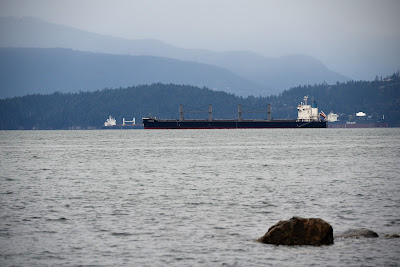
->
[104,115,117,127]
[102,115,143,129]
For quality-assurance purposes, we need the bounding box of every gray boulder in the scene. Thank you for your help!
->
[384,234,399,238]
[257,217,334,246]
[335,228,379,238]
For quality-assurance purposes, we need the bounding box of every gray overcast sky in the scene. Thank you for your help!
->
[1,0,399,78]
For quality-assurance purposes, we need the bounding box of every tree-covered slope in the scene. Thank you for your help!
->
[0,72,399,130]
[0,84,248,129]
[275,72,400,122]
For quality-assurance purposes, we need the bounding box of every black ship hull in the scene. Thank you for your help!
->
[101,125,144,129]
[328,121,388,128]
[143,119,327,129]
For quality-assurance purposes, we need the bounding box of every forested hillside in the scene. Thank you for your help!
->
[277,72,400,122]
[0,72,399,130]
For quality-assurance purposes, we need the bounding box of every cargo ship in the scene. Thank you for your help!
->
[142,96,327,129]
[101,116,144,129]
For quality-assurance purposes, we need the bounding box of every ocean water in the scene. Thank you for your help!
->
[0,129,399,266]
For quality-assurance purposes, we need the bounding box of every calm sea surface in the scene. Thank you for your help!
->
[1,129,399,266]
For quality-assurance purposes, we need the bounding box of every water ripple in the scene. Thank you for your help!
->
[0,129,399,266]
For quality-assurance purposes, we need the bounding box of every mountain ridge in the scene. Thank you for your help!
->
[0,47,262,98]
[0,16,350,95]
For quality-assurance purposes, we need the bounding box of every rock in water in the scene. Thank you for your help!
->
[335,228,379,238]
[385,234,400,238]
[257,217,334,245]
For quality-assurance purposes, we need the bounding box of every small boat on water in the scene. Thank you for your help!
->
[101,116,144,129]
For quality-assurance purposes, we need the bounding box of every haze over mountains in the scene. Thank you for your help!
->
[0,47,262,98]
[0,17,350,98]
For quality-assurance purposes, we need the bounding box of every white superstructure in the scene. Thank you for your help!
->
[327,112,339,122]
[123,118,136,125]
[356,111,366,117]
[104,115,117,126]
[297,96,323,122]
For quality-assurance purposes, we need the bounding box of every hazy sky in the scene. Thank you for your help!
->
[1,0,399,79]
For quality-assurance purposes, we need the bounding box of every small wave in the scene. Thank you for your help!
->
[35,250,64,260]
[11,205,25,210]
[386,220,400,225]
[228,232,240,236]
[174,257,196,261]
[342,210,355,215]
[0,232,10,238]
[256,211,273,214]
[47,217,68,221]
[338,215,358,220]
[187,202,213,206]
[111,232,133,236]
[111,210,129,216]
[68,196,83,200]
[41,231,57,234]
[48,209,59,213]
